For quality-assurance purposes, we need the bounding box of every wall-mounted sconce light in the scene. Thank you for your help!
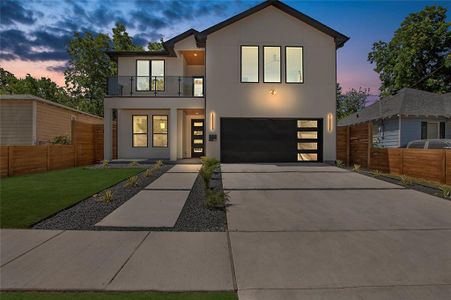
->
[327,113,334,133]
[269,89,277,96]
[210,111,216,131]
[193,53,198,57]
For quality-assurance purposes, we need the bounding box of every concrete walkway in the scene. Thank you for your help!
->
[96,164,199,228]
[222,163,451,300]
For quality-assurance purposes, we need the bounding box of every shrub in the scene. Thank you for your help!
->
[101,189,114,203]
[51,135,70,144]
[156,160,164,167]
[399,175,413,186]
[371,169,382,177]
[124,175,140,188]
[102,160,109,168]
[199,157,220,188]
[201,156,220,171]
[439,186,451,199]
[144,168,154,177]
[352,164,361,172]
[335,160,344,168]
[129,161,139,167]
[204,188,230,208]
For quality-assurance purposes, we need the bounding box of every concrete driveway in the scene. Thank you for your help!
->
[222,164,451,299]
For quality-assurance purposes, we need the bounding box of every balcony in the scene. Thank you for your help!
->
[107,76,204,97]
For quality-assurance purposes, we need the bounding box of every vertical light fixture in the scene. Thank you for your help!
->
[210,111,216,131]
[327,113,334,133]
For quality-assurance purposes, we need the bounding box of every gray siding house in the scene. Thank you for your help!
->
[338,88,451,148]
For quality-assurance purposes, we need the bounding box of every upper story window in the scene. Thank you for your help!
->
[240,46,259,83]
[285,46,303,83]
[263,46,281,83]
[136,59,165,91]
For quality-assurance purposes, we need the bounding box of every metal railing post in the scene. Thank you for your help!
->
[154,76,157,96]
[130,77,133,96]
[178,77,181,96]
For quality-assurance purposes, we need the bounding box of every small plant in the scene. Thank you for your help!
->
[101,189,114,203]
[156,160,164,167]
[335,160,344,168]
[352,164,361,172]
[199,157,220,188]
[399,175,413,186]
[371,169,382,177]
[439,186,451,199]
[124,175,140,188]
[51,135,71,145]
[204,188,230,208]
[102,160,109,168]
[129,161,139,167]
[144,168,154,177]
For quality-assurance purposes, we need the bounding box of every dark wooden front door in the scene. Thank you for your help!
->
[191,119,205,157]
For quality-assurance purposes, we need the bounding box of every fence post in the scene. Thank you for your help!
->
[441,149,446,184]
[367,122,372,169]
[346,126,350,166]
[400,149,404,175]
[8,146,13,177]
[46,144,50,171]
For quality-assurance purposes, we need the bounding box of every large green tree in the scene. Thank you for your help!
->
[368,6,451,96]
[112,23,144,51]
[148,38,164,51]
[336,83,369,120]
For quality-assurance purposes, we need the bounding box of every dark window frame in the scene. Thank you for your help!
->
[285,46,304,84]
[263,45,282,83]
[240,45,259,83]
[135,59,166,92]
[152,114,168,148]
[132,114,148,148]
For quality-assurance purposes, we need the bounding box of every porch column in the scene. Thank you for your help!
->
[104,107,113,160]
[169,108,178,161]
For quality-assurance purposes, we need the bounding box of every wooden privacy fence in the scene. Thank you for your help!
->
[337,122,451,185]
[0,121,117,177]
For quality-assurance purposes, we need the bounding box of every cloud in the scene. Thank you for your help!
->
[46,64,68,73]
[0,0,37,26]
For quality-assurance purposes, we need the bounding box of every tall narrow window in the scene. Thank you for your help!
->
[286,46,303,83]
[193,77,204,97]
[132,115,148,147]
[241,46,259,83]
[263,46,281,83]
[151,60,165,91]
[136,60,150,91]
[153,115,168,147]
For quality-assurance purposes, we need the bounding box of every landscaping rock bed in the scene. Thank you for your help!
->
[32,165,172,230]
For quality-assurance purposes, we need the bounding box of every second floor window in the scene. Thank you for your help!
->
[241,46,259,83]
[136,59,165,91]
[286,46,303,83]
[263,46,281,83]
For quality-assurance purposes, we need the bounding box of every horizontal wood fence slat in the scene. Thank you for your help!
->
[337,122,451,185]
[0,120,117,177]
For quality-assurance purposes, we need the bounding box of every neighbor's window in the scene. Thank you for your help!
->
[153,115,168,147]
[286,46,303,83]
[241,46,259,83]
[136,60,150,91]
[151,60,165,91]
[132,115,148,147]
[263,46,281,83]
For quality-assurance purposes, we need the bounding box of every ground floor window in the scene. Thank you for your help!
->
[132,115,148,147]
[153,115,168,147]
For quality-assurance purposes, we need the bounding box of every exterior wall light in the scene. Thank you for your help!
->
[269,89,277,96]
[210,111,216,131]
[327,113,334,133]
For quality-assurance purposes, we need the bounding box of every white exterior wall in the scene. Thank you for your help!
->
[204,6,337,161]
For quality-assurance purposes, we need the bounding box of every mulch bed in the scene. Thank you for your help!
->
[33,166,227,232]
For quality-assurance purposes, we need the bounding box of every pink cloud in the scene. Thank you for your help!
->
[1,59,66,87]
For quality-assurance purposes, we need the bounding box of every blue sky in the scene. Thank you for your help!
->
[0,0,449,96]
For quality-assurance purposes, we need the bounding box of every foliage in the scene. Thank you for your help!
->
[156,160,164,168]
[144,168,154,177]
[371,169,382,177]
[112,23,144,51]
[148,38,164,51]
[124,175,140,188]
[129,161,140,167]
[335,160,344,168]
[368,6,451,96]
[399,175,413,186]
[51,135,71,145]
[352,164,361,172]
[199,157,220,189]
[102,160,109,168]
[204,188,230,209]
[336,83,370,120]
[100,189,114,203]
[439,186,451,199]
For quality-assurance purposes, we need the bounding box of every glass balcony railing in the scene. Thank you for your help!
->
[106,76,205,97]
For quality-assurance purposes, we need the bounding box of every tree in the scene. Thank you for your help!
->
[64,32,112,116]
[148,38,164,51]
[337,84,369,120]
[112,22,144,51]
[368,6,451,96]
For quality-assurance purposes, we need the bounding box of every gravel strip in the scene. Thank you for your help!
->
[32,165,172,230]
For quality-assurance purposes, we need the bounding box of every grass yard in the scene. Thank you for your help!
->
[0,292,238,300]
[0,167,143,228]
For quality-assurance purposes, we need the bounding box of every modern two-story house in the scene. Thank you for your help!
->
[104,0,349,163]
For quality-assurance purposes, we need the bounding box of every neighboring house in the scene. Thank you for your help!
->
[338,88,451,148]
[104,0,349,162]
[0,94,103,145]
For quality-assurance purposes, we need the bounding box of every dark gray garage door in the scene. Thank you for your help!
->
[220,118,322,163]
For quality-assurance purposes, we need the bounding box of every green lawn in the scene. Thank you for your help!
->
[0,167,143,228]
[0,292,237,300]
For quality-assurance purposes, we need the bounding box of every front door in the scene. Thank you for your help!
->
[191,119,205,157]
